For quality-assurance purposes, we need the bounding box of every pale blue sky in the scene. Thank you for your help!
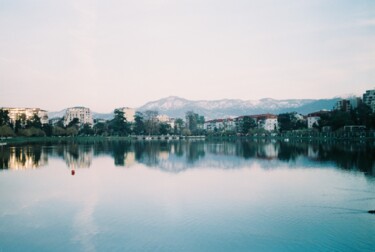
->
[0,0,374,112]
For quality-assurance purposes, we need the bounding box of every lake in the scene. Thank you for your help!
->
[0,139,374,251]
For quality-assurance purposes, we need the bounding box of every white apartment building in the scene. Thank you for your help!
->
[250,114,278,131]
[117,107,136,122]
[1,107,48,125]
[307,111,330,129]
[64,107,93,127]
[307,115,320,129]
[204,118,236,132]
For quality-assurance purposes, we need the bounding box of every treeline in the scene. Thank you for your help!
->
[277,103,375,132]
[1,103,375,138]
[0,109,205,137]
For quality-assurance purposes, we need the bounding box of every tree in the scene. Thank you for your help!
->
[159,122,171,135]
[0,109,11,126]
[27,114,42,129]
[66,126,78,136]
[14,113,27,134]
[109,109,130,136]
[53,126,66,136]
[67,118,80,128]
[241,116,257,134]
[79,123,94,135]
[0,125,15,137]
[174,118,184,135]
[42,124,53,136]
[278,112,306,132]
[133,112,145,135]
[144,110,159,135]
[93,122,108,136]
[186,111,204,135]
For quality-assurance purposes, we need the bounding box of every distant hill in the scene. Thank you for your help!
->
[48,96,341,120]
[138,96,341,119]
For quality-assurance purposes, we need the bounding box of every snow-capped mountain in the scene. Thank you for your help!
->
[138,96,340,119]
[48,96,341,120]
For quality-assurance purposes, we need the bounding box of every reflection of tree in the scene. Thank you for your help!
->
[0,147,10,169]
[0,140,374,176]
[187,141,205,163]
[277,143,306,162]
[111,141,131,166]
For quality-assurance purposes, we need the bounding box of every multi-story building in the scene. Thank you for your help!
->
[307,111,330,129]
[250,114,278,131]
[116,107,136,123]
[363,89,375,112]
[204,118,236,132]
[64,107,93,127]
[333,99,352,112]
[349,97,362,109]
[1,107,48,125]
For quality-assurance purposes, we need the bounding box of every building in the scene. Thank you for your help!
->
[349,97,362,109]
[250,114,278,131]
[117,107,136,123]
[333,99,352,112]
[64,107,93,127]
[204,118,236,132]
[307,111,330,129]
[157,114,170,123]
[363,89,375,112]
[1,107,48,125]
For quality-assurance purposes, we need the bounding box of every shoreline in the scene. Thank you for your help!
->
[1,134,374,145]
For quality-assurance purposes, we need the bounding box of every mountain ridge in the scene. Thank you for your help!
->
[48,96,342,120]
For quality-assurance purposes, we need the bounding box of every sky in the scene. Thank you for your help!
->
[0,0,374,112]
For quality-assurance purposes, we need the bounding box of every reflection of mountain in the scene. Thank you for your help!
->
[0,146,48,170]
[1,140,374,176]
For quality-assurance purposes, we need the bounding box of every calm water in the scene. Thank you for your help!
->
[0,140,374,252]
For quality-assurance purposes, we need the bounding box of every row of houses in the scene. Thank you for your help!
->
[204,114,278,132]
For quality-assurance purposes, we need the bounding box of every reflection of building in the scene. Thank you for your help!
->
[7,148,48,170]
[117,107,136,123]
[259,143,278,159]
[124,152,136,167]
[64,147,93,168]
[64,107,93,127]
[1,107,48,125]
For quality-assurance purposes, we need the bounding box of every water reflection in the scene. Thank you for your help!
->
[1,140,374,176]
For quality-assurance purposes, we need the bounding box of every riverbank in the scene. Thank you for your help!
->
[0,136,133,144]
[1,133,374,145]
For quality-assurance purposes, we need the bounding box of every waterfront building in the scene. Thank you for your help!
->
[63,107,93,127]
[307,111,330,129]
[250,114,278,131]
[204,118,235,132]
[1,107,48,125]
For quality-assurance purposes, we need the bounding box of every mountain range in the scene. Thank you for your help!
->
[48,96,343,120]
